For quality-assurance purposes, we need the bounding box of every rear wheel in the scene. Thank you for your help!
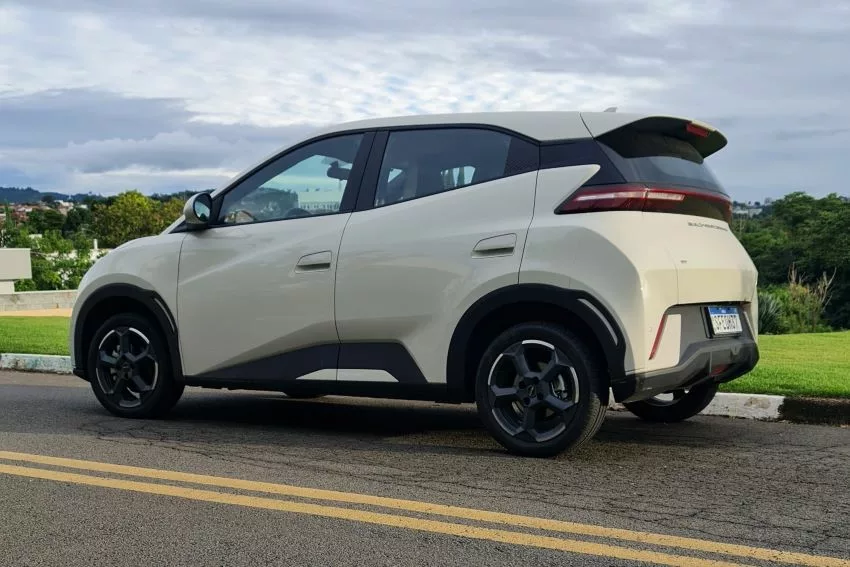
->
[623,383,717,423]
[87,313,184,418]
[475,323,607,457]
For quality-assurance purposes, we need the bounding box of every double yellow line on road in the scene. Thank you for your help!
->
[0,451,847,567]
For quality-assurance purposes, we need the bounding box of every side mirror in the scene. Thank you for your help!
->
[183,192,213,228]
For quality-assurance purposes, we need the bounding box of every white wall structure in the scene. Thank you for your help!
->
[0,249,31,294]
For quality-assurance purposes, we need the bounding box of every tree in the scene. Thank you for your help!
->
[25,208,65,234]
[92,191,161,248]
[156,197,186,229]
[733,192,850,330]
[0,204,15,247]
[62,206,92,238]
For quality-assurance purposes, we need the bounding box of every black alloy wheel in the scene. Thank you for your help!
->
[87,313,183,418]
[476,323,607,457]
[486,339,579,443]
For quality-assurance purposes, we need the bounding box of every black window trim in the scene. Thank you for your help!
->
[169,121,618,231]
[354,124,540,213]
[172,129,376,233]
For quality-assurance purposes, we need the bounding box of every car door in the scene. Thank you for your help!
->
[176,131,373,381]
[334,127,539,386]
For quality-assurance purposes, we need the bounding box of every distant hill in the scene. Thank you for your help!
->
[0,187,96,204]
[0,187,210,205]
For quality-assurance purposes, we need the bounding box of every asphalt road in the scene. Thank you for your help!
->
[1,370,848,567]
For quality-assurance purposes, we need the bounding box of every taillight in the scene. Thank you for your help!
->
[555,183,732,223]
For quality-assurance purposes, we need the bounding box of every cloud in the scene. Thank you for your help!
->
[0,89,316,194]
[0,0,848,199]
[0,89,191,148]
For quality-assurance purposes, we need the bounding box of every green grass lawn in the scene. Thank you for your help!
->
[720,331,850,399]
[1,316,848,398]
[0,317,70,356]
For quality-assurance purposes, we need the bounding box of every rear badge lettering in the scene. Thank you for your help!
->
[687,221,728,232]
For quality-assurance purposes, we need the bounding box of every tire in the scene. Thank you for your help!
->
[475,322,607,457]
[622,382,717,423]
[87,312,184,418]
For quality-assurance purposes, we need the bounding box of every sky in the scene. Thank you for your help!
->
[0,0,848,202]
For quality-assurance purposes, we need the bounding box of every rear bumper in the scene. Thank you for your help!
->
[612,337,759,403]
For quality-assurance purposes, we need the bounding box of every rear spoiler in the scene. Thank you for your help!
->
[580,113,727,158]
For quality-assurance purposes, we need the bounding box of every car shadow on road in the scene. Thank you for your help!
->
[2,383,751,457]
[126,390,737,455]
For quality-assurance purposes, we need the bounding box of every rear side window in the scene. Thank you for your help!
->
[598,130,726,194]
[374,128,537,207]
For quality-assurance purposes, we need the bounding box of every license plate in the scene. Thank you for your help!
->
[707,306,742,336]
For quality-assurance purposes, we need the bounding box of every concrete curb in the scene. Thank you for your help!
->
[703,392,786,420]
[609,391,849,425]
[608,391,785,420]
[0,353,73,374]
[2,353,848,424]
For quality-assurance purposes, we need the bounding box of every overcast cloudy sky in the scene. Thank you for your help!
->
[1,0,848,201]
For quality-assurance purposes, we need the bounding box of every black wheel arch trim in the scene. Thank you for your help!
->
[446,284,627,400]
[72,284,183,382]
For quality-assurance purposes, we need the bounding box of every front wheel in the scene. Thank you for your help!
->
[87,313,184,418]
[475,323,607,458]
[622,383,717,423]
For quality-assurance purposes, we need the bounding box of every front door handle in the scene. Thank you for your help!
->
[296,251,332,271]
[472,233,517,257]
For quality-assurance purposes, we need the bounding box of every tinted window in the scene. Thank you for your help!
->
[218,133,363,225]
[539,139,625,186]
[598,130,725,193]
[374,129,515,206]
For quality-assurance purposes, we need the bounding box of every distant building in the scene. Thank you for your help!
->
[295,188,342,214]
[55,200,74,215]
[732,206,763,218]
[11,204,39,222]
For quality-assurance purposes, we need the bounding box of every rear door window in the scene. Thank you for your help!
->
[373,128,536,207]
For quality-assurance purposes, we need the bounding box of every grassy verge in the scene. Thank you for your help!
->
[720,331,850,399]
[1,316,848,398]
[0,317,70,356]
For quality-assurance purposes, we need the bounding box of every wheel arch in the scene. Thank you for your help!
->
[73,284,183,382]
[446,284,627,402]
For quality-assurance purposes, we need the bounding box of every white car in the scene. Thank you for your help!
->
[70,111,759,457]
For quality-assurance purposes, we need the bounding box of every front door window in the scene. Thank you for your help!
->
[218,133,364,225]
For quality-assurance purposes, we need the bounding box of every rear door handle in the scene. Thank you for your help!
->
[472,233,517,257]
[296,251,332,271]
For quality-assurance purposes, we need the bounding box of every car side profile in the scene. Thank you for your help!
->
[70,110,759,457]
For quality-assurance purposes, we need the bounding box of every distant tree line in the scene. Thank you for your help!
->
[732,192,850,332]
[1,191,186,290]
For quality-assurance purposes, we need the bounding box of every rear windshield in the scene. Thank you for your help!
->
[597,130,726,194]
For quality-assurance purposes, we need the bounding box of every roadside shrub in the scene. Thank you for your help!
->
[768,265,835,334]
[757,290,785,334]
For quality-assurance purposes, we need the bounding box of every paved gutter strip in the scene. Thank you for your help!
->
[779,397,850,425]
[3,353,848,424]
